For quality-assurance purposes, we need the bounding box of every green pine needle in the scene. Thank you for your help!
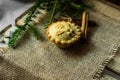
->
[9,27,26,48]
[44,0,61,28]
[27,24,40,39]
[24,0,43,26]
[9,0,42,48]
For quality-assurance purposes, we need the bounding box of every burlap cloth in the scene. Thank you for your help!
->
[0,0,120,80]
[91,0,120,78]
[107,48,120,74]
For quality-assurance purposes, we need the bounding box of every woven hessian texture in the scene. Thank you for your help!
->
[0,11,119,80]
[92,0,120,76]
[108,48,120,74]
[0,1,120,80]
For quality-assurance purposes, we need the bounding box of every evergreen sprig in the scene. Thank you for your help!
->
[44,0,94,27]
[9,0,42,48]
[44,0,62,28]
[24,0,43,25]
[27,24,40,39]
[9,27,26,48]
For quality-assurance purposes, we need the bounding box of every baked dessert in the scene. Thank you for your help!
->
[46,21,81,48]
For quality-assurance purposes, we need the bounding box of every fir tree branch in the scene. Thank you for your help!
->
[9,0,42,48]
[9,27,26,48]
[27,24,40,39]
[44,0,61,28]
[24,0,43,26]
[49,0,58,24]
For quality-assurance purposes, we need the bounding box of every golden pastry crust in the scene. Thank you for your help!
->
[46,21,81,48]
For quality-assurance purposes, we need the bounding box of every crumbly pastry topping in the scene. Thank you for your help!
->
[46,21,81,46]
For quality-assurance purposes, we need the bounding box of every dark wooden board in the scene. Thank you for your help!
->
[98,0,120,10]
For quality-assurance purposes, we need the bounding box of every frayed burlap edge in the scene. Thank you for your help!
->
[0,47,9,54]
[92,43,120,80]
[0,43,119,80]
